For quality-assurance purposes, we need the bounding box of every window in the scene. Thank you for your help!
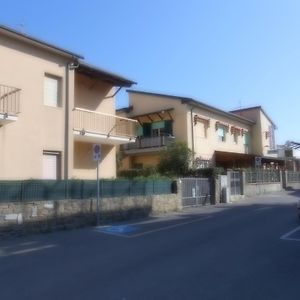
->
[269,125,275,150]
[218,127,226,142]
[197,122,207,138]
[141,121,173,138]
[44,74,61,107]
[42,151,61,179]
[243,132,250,154]
[233,133,238,144]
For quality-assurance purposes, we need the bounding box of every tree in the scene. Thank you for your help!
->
[158,142,193,177]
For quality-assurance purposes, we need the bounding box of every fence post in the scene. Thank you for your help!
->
[176,179,183,211]
[227,170,232,202]
[282,170,288,189]
[241,171,246,196]
[20,181,24,202]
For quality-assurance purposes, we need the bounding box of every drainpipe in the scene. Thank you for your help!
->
[64,59,79,188]
[190,106,195,167]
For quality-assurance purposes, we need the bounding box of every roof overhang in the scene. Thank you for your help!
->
[215,151,286,164]
[183,99,255,126]
[130,108,174,124]
[77,62,136,87]
[126,90,255,126]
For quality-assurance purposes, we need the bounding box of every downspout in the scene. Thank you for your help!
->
[190,106,195,167]
[64,59,79,186]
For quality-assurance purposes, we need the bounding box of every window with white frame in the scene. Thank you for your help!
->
[42,151,61,179]
[217,127,226,142]
[44,74,61,107]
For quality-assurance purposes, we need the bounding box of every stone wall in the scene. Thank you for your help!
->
[0,192,181,238]
[244,182,283,197]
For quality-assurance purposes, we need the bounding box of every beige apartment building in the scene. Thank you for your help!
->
[0,25,137,180]
[118,90,283,170]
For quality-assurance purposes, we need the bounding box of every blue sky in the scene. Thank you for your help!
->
[1,0,299,144]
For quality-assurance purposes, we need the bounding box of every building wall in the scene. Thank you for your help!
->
[231,108,276,156]
[73,142,116,179]
[187,107,251,161]
[259,111,275,156]
[0,33,71,180]
[72,73,118,178]
[128,93,189,143]
[123,93,252,168]
[74,73,115,114]
[131,154,161,168]
[0,33,121,180]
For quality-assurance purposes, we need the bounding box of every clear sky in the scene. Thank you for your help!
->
[1,0,299,145]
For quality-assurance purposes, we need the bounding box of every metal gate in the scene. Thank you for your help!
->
[181,178,212,207]
[230,171,242,195]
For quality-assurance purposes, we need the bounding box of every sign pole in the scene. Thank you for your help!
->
[96,160,100,226]
[93,144,101,227]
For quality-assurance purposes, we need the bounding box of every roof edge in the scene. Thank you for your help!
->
[0,24,84,59]
[127,89,255,125]
[230,106,277,128]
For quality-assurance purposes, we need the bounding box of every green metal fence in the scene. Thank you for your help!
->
[287,171,300,183]
[0,179,175,202]
[245,170,281,184]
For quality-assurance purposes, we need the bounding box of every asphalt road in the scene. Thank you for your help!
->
[1,190,300,300]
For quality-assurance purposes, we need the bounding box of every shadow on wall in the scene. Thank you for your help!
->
[73,142,111,170]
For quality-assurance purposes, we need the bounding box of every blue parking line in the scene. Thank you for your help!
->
[95,225,139,236]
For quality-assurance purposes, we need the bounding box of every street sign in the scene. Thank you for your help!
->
[255,156,262,167]
[93,144,101,161]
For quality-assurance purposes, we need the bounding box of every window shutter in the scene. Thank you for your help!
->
[42,154,58,179]
[44,75,59,107]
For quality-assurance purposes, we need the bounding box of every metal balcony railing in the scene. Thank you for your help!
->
[122,135,175,151]
[0,84,21,115]
[73,107,137,139]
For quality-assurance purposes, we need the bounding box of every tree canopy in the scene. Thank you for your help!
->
[158,142,193,177]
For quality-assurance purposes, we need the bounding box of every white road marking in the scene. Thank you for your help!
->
[128,216,212,238]
[0,244,56,257]
[280,226,300,241]
[253,207,272,212]
[96,216,212,238]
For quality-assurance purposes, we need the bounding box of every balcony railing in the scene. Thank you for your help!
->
[0,84,21,115]
[122,135,175,151]
[73,107,137,139]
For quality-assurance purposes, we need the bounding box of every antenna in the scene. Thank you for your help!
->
[17,20,26,33]
[238,99,242,109]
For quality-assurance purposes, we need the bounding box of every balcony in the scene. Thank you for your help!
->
[0,84,21,125]
[73,107,137,145]
[122,135,175,154]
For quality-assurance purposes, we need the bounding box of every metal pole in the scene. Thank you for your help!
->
[96,161,100,226]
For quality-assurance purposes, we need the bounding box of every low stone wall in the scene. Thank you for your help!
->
[0,194,181,238]
[244,183,283,197]
[285,182,300,190]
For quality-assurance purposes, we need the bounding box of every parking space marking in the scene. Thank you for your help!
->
[253,207,272,212]
[128,216,212,238]
[280,226,300,241]
[0,244,56,257]
[95,216,212,238]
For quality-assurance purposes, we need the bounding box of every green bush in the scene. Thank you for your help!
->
[158,142,193,177]
[187,167,225,178]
